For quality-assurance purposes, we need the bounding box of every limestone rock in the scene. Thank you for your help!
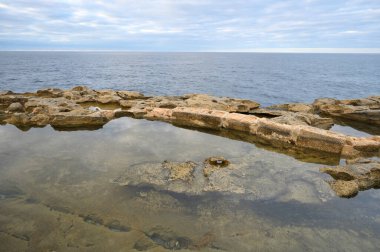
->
[313,96,380,126]
[7,102,24,112]
[203,156,230,177]
[116,90,145,100]
[36,88,64,98]
[267,103,313,113]
[0,87,379,159]
[320,159,380,198]
[184,94,260,112]
[162,160,197,181]
[329,180,359,198]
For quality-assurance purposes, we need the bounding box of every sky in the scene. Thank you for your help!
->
[0,0,380,52]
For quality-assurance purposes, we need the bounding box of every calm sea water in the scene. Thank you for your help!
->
[0,52,379,106]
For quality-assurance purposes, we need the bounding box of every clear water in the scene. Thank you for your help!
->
[1,52,380,251]
[0,52,379,106]
[0,118,380,251]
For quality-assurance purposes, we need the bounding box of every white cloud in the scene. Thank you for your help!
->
[0,0,379,50]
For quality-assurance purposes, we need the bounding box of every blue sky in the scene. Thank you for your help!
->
[0,0,380,52]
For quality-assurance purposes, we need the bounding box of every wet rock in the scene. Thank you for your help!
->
[0,95,28,107]
[7,102,24,112]
[11,233,30,242]
[47,204,74,215]
[0,111,8,124]
[329,180,359,198]
[105,220,131,232]
[267,103,314,113]
[50,112,109,129]
[116,90,145,100]
[36,88,64,98]
[145,226,193,250]
[119,100,137,108]
[313,96,380,126]
[80,214,104,226]
[183,94,260,112]
[296,127,346,154]
[114,109,132,118]
[203,157,230,177]
[133,237,156,251]
[0,182,24,199]
[162,160,197,181]
[124,107,147,119]
[191,232,216,250]
[320,159,380,198]
[1,87,379,159]
[271,112,334,130]
[251,108,333,129]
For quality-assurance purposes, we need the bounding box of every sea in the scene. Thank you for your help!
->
[0,52,379,106]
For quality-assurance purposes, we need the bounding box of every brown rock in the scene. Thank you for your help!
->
[36,88,64,98]
[184,94,260,112]
[313,96,380,126]
[203,157,230,177]
[296,127,346,154]
[162,161,197,181]
[172,107,227,129]
[116,90,145,100]
[329,180,359,198]
[50,113,109,129]
[268,103,313,113]
[7,102,24,112]
[321,160,380,197]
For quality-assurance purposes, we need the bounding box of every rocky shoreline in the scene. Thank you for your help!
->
[1,86,379,158]
[1,87,380,198]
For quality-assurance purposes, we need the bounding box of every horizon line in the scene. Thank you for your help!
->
[1,48,380,54]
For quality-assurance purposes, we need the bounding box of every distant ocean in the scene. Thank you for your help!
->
[0,52,379,106]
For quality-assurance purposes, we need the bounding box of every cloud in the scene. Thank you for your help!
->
[0,0,379,51]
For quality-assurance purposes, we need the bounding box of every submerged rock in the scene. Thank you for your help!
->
[320,159,380,198]
[145,226,193,250]
[162,160,197,181]
[203,156,230,177]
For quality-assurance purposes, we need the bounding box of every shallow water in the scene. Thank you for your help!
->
[1,118,380,251]
[1,52,379,106]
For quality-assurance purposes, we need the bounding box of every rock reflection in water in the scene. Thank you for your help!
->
[0,117,380,251]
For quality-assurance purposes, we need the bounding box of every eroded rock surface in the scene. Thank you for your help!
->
[203,156,230,177]
[313,96,380,126]
[1,86,379,159]
[162,160,197,181]
[320,159,380,198]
